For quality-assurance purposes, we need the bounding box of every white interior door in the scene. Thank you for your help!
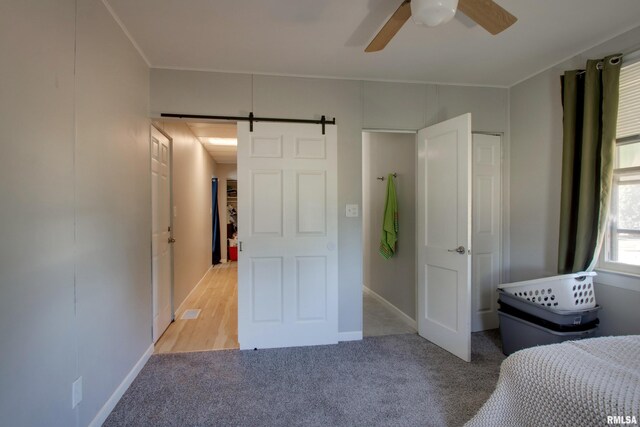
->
[417,113,472,362]
[237,121,338,350]
[471,133,502,332]
[151,127,172,343]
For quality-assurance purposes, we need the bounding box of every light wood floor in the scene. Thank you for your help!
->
[155,262,239,354]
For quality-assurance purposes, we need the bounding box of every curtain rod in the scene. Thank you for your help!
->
[623,48,640,65]
[160,112,336,135]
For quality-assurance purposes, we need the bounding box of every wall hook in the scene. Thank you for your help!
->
[377,173,397,181]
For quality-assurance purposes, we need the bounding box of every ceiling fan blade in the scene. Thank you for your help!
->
[457,0,517,35]
[365,1,412,53]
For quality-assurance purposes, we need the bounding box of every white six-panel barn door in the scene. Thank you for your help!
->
[237,122,338,349]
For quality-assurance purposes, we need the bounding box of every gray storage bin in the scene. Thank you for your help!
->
[498,310,598,356]
[498,289,600,326]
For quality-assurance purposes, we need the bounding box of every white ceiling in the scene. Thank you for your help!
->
[107,0,640,86]
[187,122,237,164]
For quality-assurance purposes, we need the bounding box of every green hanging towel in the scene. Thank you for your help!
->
[379,174,398,259]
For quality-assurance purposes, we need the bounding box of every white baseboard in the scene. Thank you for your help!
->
[363,286,417,329]
[174,265,213,316]
[338,331,363,341]
[88,344,154,427]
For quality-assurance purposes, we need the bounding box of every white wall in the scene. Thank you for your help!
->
[1,1,152,425]
[151,69,509,333]
[155,121,217,308]
[509,25,640,335]
[362,132,416,319]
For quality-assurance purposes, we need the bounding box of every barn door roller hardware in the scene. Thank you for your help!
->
[160,112,336,135]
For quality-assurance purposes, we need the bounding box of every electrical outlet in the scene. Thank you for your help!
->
[346,204,359,217]
[72,377,83,408]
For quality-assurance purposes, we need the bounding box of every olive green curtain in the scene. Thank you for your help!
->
[558,54,622,274]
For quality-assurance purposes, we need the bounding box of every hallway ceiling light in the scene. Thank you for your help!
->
[206,138,237,146]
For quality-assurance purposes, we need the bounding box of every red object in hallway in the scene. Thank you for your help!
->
[229,246,238,261]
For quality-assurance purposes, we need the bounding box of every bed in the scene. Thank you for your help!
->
[466,335,640,426]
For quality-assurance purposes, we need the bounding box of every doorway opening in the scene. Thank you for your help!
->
[152,118,339,352]
[362,130,418,337]
[153,120,240,353]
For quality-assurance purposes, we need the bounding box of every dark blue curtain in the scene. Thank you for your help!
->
[212,178,221,264]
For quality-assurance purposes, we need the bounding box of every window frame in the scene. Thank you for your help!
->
[597,133,640,277]
[597,56,640,278]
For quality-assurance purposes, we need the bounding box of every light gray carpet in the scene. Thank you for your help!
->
[105,332,504,427]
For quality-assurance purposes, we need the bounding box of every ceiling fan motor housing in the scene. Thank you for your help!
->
[411,0,459,27]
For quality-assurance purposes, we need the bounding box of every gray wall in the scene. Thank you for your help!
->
[362,132,416,320]
[509,25,640,335]
[155,121,217,308]
[1,0,152,425]
[510,69,563,280]
[75,1,151,424]
[0,1,77,425]
[594,281,640,336]
[151,70,509,333]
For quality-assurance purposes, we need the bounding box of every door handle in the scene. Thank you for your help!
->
[239,241,243,252]
[168,237,176,244]
[447,245,465,254]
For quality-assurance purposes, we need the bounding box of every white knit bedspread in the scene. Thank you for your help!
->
[466,336,640,427]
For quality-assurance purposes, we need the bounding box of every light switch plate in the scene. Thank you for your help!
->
[346,204,359,217]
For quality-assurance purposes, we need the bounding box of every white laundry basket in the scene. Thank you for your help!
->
[498,272,597,310]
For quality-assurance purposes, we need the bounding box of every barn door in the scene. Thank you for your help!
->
[237,122,338,349]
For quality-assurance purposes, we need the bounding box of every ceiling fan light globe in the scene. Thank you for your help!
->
[410,0,458,27]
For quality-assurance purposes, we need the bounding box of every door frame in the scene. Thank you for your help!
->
[150,123,175,339]
[358,127,510,338]
[361,129,420,328]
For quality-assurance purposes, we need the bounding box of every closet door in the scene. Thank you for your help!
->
[471,133,502,332]
[237,122,338,349]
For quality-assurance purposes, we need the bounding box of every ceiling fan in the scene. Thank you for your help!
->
[365,0,517,52]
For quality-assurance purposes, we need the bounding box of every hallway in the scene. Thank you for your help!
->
[155,262,239,353]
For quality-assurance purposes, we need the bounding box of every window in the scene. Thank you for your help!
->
[600,60,640,275]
